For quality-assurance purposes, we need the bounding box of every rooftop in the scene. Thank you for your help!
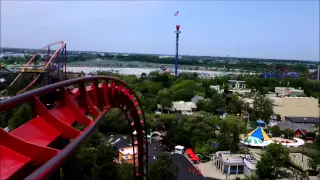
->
[270,97,319,118]
[175,145,185,150]
[172,101,197,112]
[221,154,244,163]
[228,80,246,83]
[215,151,246,164]
[286,116,320,124]
[270,120,314,132]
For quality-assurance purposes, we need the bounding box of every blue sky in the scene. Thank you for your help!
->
[1,1,319,61]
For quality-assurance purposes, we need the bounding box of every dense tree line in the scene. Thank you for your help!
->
[2,52,315,73]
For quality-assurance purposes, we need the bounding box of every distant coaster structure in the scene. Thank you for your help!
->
[263,63,319,80]
[1,41,67,95]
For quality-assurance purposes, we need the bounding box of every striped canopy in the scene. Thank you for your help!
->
[246,136,263,145]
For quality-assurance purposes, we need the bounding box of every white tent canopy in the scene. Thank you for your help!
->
[240,136,268,147]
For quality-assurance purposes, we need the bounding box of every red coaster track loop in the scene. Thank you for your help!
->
[0,76,148,180]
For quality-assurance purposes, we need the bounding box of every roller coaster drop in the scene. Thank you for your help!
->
[0,42,148,180]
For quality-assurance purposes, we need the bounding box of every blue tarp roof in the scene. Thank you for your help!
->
[256,119,265,124]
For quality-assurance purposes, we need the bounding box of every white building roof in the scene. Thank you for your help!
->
[172,101,197,112]
[175,145,185,150]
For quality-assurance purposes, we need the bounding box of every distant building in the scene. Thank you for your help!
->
[269,116,319,136]
[213,151,257,177]
[269,97,319,118]
[171,101,197,114]
[0,53,25,58]
[228,80,247,89]
[118,146,138,164]
[275,87,305,97]
[210,85,222,92]
[158,55,182,59]
[228,80,251,95]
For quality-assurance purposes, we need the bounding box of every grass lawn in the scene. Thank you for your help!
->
[307,143,319,151]
[289,144,318,157]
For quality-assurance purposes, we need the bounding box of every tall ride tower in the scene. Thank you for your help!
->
[175,25,181,76]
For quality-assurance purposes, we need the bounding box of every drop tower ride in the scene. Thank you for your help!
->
[175,25,181,76]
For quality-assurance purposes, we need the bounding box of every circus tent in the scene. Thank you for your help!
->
[248,126,271,141]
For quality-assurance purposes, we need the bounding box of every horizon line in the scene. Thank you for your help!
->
[1,46,319,63]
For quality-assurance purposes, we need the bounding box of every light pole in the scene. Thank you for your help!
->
[243,111,250,136]
[242,111,250,151]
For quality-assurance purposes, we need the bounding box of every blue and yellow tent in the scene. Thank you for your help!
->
[248,126,270,141]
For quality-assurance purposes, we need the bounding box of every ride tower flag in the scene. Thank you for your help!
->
[175,25,181,76]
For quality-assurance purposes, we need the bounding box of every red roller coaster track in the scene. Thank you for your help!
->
[0,76,148,180]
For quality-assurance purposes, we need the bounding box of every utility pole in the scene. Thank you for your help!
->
[243,111,250,136]
[317,65,319,80]
[174,25,181,76]
[247,113,250,135]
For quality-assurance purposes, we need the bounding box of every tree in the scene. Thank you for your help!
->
[148,82,163,95]
[117,163,133,180]
[98,109,131,134]
[7,114,24,130]
[265,143,289,164]
[308,157,318,171]
[172,88,195,101]
[256,143,289,179]
[270,125,280,137]
[140,72,147,79]
[91,143,118,180]
[196,99,206,112]
[252,96,273,123]
[194,142,215,155]
[148,153,179,180]
[82,129,102,148]
[7,104,32,130]
[77,147,97,177]
[226,94,244,114]
[256,153,277,180]
[226,115,245,151]
[217,115,245,151]
[148,71,170,83]
[156,89,172,109]
[205,88,218,98]
[283,128,295,139]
